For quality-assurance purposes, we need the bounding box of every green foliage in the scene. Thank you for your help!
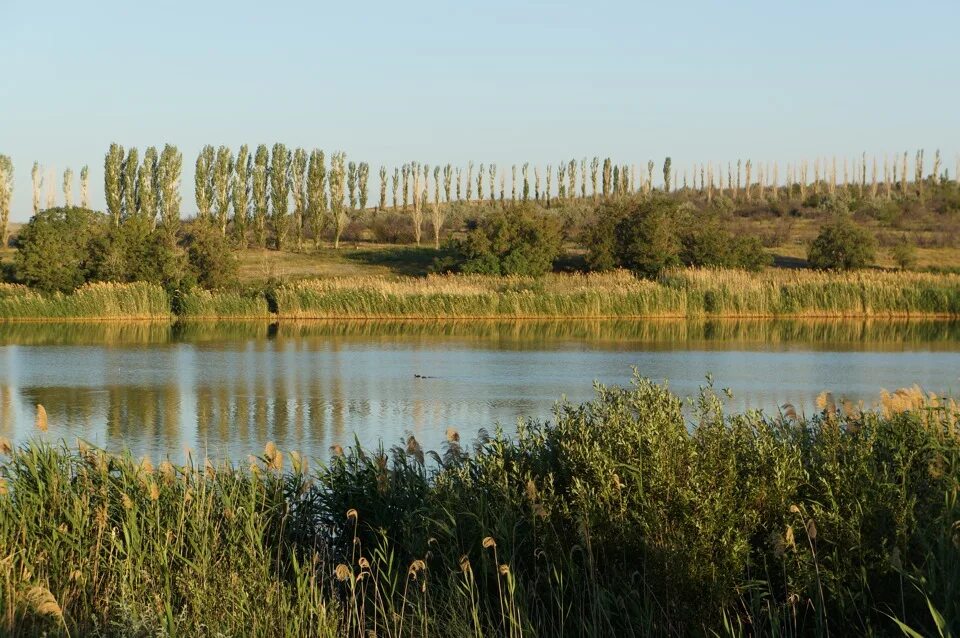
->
[586,197,681,276]
[442,206,562,276]
[270,143,291,249]
[157,144,182,238]
[252,144,270,248]
[892,237,918,270]
[3,378,957,635]
[13,207,107,293]
[808,215,877,270]
[182,221,240,289]
[104,143,124,226]
[90,215,186,290]
[587,199,771,276]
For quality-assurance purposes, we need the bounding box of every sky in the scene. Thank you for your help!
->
[2,0,959,221]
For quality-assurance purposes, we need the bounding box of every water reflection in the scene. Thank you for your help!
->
[1,319,958,461]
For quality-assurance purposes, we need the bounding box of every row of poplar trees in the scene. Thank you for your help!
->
[192,144,360,250]
[104,144,183,237]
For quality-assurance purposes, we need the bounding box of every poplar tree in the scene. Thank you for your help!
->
[195,145,214,221]
[590,157,599,199]
[545,165,552,206]
[646,160,654,195]
[580,158,587,198]
[401,164,410,210]
[602,158,612,197]
[358,162,370,210]
[499,172,505,205]
[378,165,387,210]
[522,163,530,201]
[443,164,452,202]
[744,160,752,202]
[62,168,73,207]
[270,143,291,249]
[157,144,182,239]
[477,163,484,203]
[252,144,270,248]
[347,161,357,210]
[138,147,158,225]
[0,155,11,247]
[557,163,566,200]
[568,159,576,200]
[410,161,423,244]
[392,167,400,210]
[511,165,516,202]
[456,167,462,201]
[534,165,541,202]
[105,143,124,225]
[122,147,139,219]
[663,157,672,193]
[329,151,347,249]
[290,148,308,250]
[307,149,327,248]
[79,165,89,208]
[210,146,234,234]
[466,161,474,202]
[488,164,496,205]
[232,145,251,245]
[31,162,42,214]
[933,149,942,184]
[612,165,619,197]
[431,165,444,248]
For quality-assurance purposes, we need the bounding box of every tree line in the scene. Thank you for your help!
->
[2,146,956,254]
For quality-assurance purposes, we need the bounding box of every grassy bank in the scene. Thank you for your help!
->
[2,268,960,320]
[1,378,957,636]
[272,269,960,319]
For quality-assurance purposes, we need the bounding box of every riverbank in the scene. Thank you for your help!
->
[1,378,957,636]
[3,268,960,320]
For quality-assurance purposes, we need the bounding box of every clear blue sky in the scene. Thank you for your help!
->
[2,0,958,221]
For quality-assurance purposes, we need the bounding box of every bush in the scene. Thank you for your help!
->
[808,215,876,270]
[91,215,187,290]
[440,206,562,276]
[183,221,240,289]
[891,236,918,270]
[586,198,769,277]
[13,207,107,293]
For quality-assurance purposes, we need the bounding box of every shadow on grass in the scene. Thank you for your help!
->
[342,245,439,276]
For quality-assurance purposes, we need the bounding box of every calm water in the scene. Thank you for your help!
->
[1,320,959,461]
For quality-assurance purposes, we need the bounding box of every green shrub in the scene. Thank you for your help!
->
[13,207,107,293]
[91,215,187,290]
[441,206,562,276]
[808,215,876,270]
[891,236,918,270]
[183,221,240,289]
[586,198,769,277]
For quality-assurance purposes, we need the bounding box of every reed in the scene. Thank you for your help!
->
[0,282,171,320]
[271,269,960,319]
[2,378,957,636]
[176,288,272,319]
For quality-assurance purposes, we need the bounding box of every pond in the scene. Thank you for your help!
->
[1,320,958,461]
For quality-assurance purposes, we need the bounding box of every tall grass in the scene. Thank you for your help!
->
[175,288,272,319]
[0,282,171,320]
[272,269,960,319]
[2,378,957,636]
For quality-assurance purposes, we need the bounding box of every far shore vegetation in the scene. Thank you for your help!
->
[1,147,960,320]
